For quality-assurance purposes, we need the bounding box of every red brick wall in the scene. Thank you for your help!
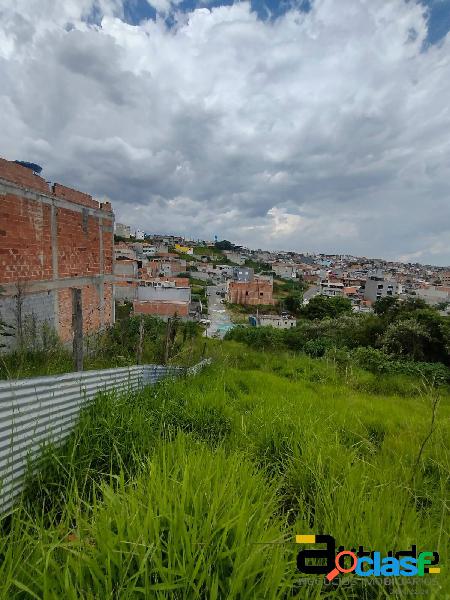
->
[227,280,274,305]
[103,227,113,275]
[0,193,53,282]
[57,209,101,278]
[140,276,189,287]
[0,157,114,343]
[0,158,50,194]
[58,284,113,341]
[52,183,98,209]
[133,300,189,318]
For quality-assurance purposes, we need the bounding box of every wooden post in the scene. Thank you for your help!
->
[72,288,83,371]
[137,315,144,364]
[163,318,172,365]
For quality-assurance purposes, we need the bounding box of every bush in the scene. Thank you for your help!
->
[225,325,284,350]
[351,347,391,374]
[351,347,450,385]
[301,295,352,320]
[303,338,330,358]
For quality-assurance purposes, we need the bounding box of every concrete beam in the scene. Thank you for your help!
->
[0,275,115,296]
[0,179,114,221]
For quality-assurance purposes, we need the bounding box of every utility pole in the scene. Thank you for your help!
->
[72,288,83,371]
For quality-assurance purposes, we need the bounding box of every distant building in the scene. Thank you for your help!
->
[440,271,450,286]
[135,229,145,240]
[223,251,246,265]
[114,259,139,302]
[304,274,320,285]
[114,242,137,261]
[141,276,190,287]
[352,301,373,313]
[115,223,131,239]
[342,286,361,302]
[416,286,450,306]
[272,263,297,279]
[320,280,345,297]
[143,257,187,278]
[142,244,157,257]
[363,277,402,302]
[227,276,274,305]
[155,243,169,254]
[249,314,296,329]
[233,266,254,282]
[133,300,190,320]
[189,300,203,320]
[214,265,234,278]
[189,271,211,282]
[137,283,191,304]
[175,243,194,255]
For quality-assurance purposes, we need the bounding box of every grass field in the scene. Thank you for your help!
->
[0,341,449,598]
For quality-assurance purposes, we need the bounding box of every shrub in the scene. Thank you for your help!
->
[301,295,352,320]
[351,347,391,374]
[225,326,284,350]
[302,338,330,358]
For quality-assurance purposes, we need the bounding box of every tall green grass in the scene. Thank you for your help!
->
[0,342,449,598]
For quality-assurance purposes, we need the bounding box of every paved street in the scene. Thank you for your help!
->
[205,285,233,338]
[303,285,320,302]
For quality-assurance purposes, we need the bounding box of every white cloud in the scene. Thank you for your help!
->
[144,0,184,14]
[0,0,449,264]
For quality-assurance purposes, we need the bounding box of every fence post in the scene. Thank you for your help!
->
[137,315,144,364]
[163,318,172,365]
[72,288,83,371]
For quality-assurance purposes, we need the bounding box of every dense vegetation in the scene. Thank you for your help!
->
[0,341,448,598]
[0,315,203,380]
[273,278,308,315]
[226,297,450,382]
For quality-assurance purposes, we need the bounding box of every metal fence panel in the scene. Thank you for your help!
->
[0,359,210,513]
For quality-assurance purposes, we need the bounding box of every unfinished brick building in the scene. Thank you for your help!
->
[227,277,275,306]
[0,157,114,348]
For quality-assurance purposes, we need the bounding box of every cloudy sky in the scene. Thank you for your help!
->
[1,0,449,265]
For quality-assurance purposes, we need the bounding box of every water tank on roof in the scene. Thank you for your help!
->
[14,161,43,174]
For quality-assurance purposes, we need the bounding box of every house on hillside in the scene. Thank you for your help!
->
[249,314,296,329]
[227,275,275,306]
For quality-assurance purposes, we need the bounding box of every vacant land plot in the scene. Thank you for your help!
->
[1,342,449,598]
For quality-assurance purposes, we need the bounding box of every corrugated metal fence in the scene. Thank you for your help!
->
[0,359,211,513]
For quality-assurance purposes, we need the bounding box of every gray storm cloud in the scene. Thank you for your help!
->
[0,0,449,264]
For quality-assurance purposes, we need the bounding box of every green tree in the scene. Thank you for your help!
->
[380,318,431,361]
[215,240,235,251]
[283,293,303,316]
[373,296,399,316]
[301,295,352,320]
[413,309,450,364]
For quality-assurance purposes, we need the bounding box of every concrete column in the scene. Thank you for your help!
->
[51,202,59,333]
[98,216,105,327]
